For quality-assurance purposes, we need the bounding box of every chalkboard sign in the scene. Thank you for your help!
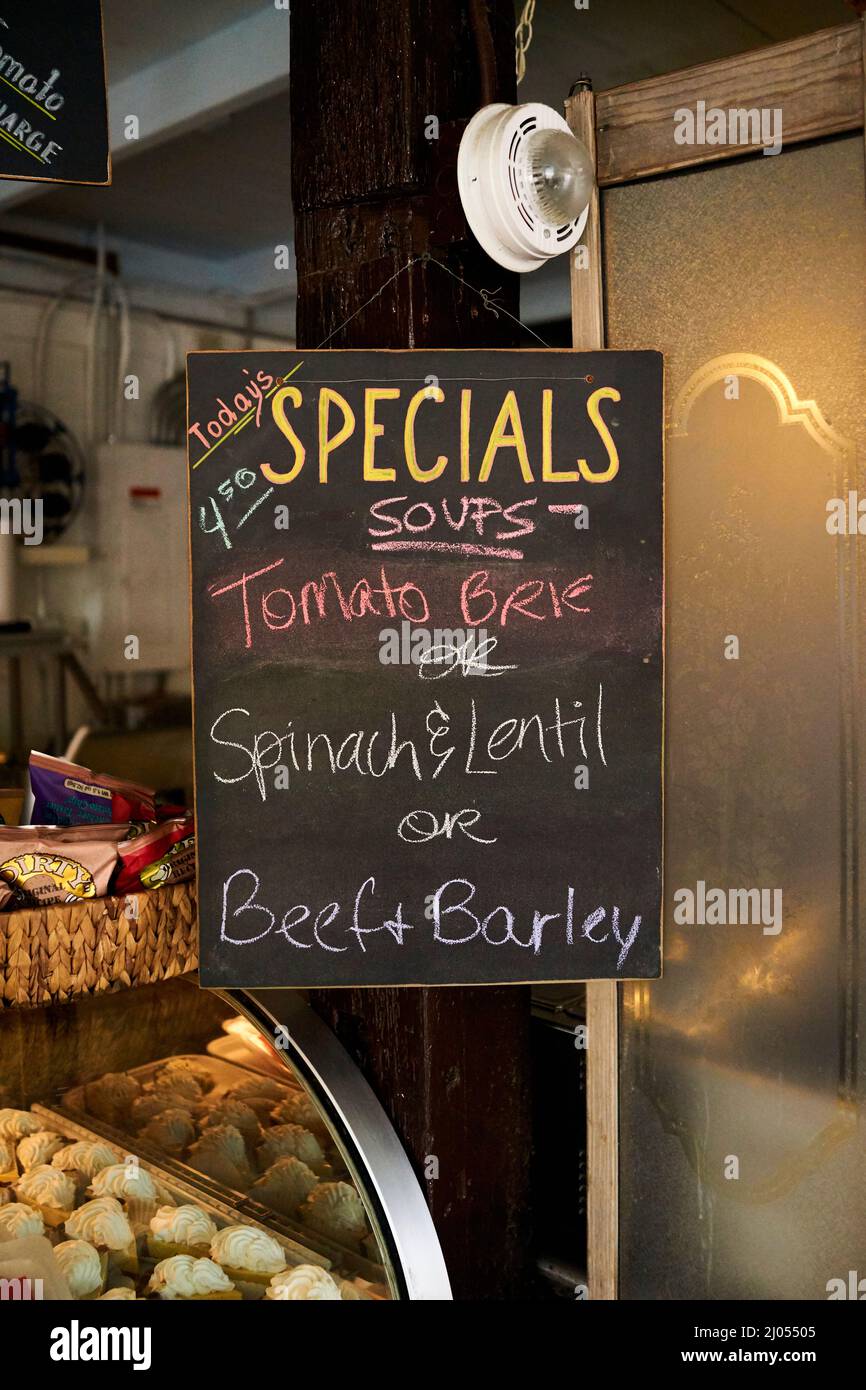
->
[0,1,110,185]
[187,350,663,988]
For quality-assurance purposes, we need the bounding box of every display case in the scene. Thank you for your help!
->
[0,978,451,1301]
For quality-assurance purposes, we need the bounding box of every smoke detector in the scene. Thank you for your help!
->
[458,102,594,273]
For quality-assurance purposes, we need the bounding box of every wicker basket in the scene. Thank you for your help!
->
[0,881,198,1009]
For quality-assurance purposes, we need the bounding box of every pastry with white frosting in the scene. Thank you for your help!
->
[0,1201,44,1239]
[210,1224,287,1283]
[0,1135,15,1177]
[156,1058,214,1093]
[17,1130,64,1171]
[53,1240,103,1298]
[88,1161,160,1231]
[52,1141,118,1180]
[16,1163,75,1217]
[147,1203,218,1259]
[269,1093,330,1142]
[266,1265,342,1301]
[138,1108,195,1157]
[229,1075,285,1104]
[65,1196,134,1252]
[148,1254,240,1300]
[89,1162,157,1203]
[299,1182,369,1248]
[131,1092,184,1129]
[0,1109,42,1141]
[250,1157,317,1217]
[198,1099,261,1146]
[187,1124,252,1190]
[149,1071,204,1105]
[226,1076,287,1120]
[84,1072,142,1127]
[256,1124,326,1174]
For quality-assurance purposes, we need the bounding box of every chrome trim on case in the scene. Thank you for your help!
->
[218,988,453,1302]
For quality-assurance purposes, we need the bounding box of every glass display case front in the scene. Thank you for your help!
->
[0,979,451,1301]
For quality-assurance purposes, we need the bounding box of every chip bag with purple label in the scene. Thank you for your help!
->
[26,752,155,827]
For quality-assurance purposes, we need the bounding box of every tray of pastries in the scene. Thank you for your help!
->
[0,1054,391,1300]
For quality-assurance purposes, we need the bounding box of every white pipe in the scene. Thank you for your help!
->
[113,279,132,441]
[84,228,106,444]
[32,271,93,402]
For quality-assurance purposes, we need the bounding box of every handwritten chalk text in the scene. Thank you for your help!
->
[219,868,642,969]
[258,383,621,486]
[209,687,606,801]
[209,560,593,649]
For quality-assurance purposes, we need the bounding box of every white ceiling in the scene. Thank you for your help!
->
[8,93,291,259]
[102,0,267,83]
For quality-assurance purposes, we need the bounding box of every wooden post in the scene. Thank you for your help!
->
[566,81,619,1303]
[290,0,533,1300]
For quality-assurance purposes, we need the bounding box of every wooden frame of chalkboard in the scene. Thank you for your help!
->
[187,348,664,991]
[0,0,111,187]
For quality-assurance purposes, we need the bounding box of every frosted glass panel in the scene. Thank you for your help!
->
[603,136,865,1299]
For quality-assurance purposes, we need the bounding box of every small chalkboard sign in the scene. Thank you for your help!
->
[0,1,110,186]
[187,350,663,988]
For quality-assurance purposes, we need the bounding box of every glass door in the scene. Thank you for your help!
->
[600,108,865,1296]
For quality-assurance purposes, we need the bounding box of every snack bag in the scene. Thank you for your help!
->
[0,825,128,909]
[115,817,195,894]
[26,752,155,827]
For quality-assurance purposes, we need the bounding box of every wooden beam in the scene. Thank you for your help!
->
[595,21,863,187]
[585,982,618,1299]
[290,0,532,1301]
[566,84,619,1304]
[566,85,604,351]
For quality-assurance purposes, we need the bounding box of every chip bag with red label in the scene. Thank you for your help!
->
[115,817,195,894]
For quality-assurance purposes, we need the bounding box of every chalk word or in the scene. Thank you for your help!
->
[398,807,496,845]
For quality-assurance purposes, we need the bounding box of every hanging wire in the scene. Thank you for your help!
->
[314,252,550,350]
